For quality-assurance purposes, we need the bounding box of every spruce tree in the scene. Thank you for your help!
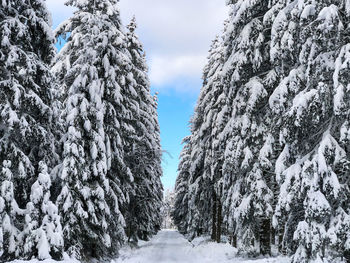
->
[123,18,163,242]
[172,136,192,234]
[219,0,281,255]
[175,1,350,262]
[270,1,350,261]
[23,162,63,260]
[0,0,61,259]
[184,34,226,241]
[52,0,130,258]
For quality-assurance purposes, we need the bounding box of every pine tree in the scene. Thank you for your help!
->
[23,162,63,260]
[123,18,163,242]
[175,1,350,262]
[183,34,226,241]
[173,136,192,234]
[219,0,280,255]
[270,1,350,262]
[0,161,22,259]
[0,0,61,259]
[52,0,130,258]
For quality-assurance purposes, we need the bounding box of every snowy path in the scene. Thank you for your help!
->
[114,230,289,263]
[115,230,199,263]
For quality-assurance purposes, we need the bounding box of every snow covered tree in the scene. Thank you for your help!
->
[162,189,175,229]
[123,18,163,242]
[182,34,227,241]
[52,0,131,258]
[23,162,63,260]
[211,0,279,255]
[175,0,283,253]
[270,1,350,262]
[173,136,192,234]
[0,0,61,259]
[176,1,350,261]
[0,161,22,260]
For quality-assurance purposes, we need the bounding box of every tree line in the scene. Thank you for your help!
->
[173,1,350,263]
[0,0,163,260]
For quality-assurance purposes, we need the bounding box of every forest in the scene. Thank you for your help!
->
[1,0,350,263]
[0,0,163,260]
[173,1,350,263]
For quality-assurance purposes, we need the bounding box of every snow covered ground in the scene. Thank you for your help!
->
[8,230,290,263]
[114,229,290,263]
[9,255,80,263]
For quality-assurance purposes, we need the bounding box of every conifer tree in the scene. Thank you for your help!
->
[23,162,63,260]
[0,161,22,259]
[52,0,130,258]
[172,136,192,234]
[123,18,163,242]
[219,0,280,255]
[270,1,350,261]
[175,1,350,262]
[184,34,226,241]
[0,0,61,259]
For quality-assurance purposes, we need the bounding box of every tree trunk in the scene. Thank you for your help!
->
[344,249,350,263]
[270,223,279,256]
[216,200,222,243]
[279,223,286,255]
[211,191,217,241]
[232,233,237,248]
[127,221,132,242]
[259,218,271,255]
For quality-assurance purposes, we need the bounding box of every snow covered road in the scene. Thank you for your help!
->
[114,230,289,263]
[115,230,198,263]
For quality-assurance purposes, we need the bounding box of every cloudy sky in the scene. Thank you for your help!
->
[46,0,228,190]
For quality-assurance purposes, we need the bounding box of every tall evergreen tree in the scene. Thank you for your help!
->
[0,0,62,259]
[172,136,192,234]
[269,1,350,262]
[219,0,280,255]
[175,1,350,262]
[123,17,163,242]
[184,33,226,241]
[52,0,130,258]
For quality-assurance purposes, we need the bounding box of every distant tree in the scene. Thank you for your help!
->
[172,136,192,234]
[162,189,175,229]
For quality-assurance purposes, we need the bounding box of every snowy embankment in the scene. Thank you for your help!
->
[114,229,289,263]
[8,254,80,263]
[8,230,289,263]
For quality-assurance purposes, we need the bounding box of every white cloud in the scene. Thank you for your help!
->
[119,0,228,90]
[45,0,75,28]
[119,0,227,53]
[45,0,228,92]
[149,54,206,87]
